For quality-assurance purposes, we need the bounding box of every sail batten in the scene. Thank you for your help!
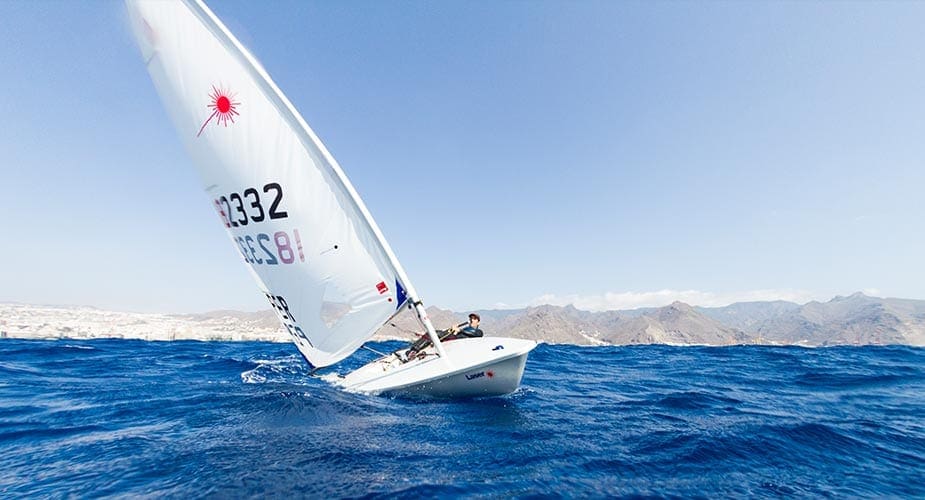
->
[127,0,419,367]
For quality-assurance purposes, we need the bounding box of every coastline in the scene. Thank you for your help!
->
[3,298,924,347]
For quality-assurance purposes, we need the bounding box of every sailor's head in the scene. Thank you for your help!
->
[468,313,480,327]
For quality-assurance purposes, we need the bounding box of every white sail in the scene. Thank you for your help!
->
[126,0,418,367]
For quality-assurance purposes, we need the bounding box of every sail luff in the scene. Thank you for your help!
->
[184,0,423,309]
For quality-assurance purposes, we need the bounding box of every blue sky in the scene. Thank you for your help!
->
[1,1,923,313]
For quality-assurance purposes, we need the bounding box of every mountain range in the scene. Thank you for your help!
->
[2,292,923,346]
[376,292,925,346]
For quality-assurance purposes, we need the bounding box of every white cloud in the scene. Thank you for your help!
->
[527,289,824,312]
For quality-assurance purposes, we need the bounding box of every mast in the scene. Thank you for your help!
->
[185,0,449,362]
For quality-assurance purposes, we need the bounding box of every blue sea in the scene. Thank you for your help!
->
[1,339,922,498]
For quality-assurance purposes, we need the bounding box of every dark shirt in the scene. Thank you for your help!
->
[408,324,484,355]
[455,325,483,338]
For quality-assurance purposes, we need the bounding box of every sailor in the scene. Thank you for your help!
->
[444,313,483,340]
[403,313,484,360]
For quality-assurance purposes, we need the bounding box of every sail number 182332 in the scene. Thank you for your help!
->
[234,231,304,265]
[213,182,287,228]
[211,183,306,266]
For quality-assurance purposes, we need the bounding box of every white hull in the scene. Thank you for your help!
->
[337,337,537,398]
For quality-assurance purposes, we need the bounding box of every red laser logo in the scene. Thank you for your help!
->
[197,86,240,137]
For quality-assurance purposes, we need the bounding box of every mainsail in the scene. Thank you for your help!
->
[126,0,424,367]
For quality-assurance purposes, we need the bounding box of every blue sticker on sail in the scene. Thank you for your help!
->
[395,280,407,309]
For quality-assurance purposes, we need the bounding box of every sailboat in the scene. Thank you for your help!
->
[126,0,536,397]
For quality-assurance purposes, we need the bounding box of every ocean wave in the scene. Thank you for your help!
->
[0,340,921,497]
[240,354,306,384]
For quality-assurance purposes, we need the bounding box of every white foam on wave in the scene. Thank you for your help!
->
[240,354,304,384]
[318,372,347,387]
[240,367,266,384]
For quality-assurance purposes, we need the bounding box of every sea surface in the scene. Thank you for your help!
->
[0,339,922,498]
